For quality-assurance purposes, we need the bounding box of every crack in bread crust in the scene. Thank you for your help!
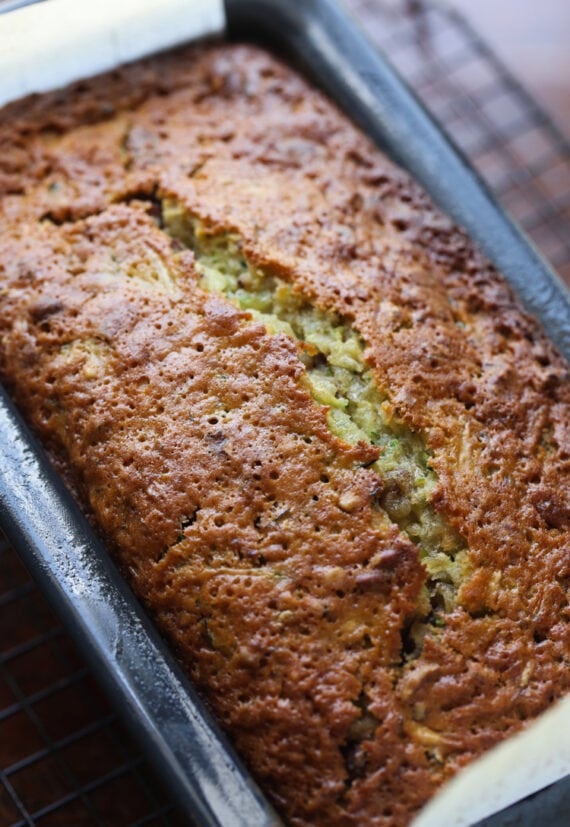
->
[162,199,470,622]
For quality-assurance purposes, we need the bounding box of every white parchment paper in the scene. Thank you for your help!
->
[413,693,570,825]
[0,0,225,108]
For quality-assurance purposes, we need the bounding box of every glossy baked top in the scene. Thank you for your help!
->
[0,44,569,826]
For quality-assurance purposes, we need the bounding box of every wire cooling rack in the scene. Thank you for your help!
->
[0,538,184,827]
[1,2,569,825]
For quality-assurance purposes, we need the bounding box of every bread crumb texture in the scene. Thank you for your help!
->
[0,44,569,827]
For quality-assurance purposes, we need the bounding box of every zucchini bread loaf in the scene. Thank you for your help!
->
[0,43,569,826]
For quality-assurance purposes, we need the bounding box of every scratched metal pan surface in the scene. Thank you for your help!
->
[0,1,568,826]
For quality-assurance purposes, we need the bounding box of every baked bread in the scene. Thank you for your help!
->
[0,44,568,826]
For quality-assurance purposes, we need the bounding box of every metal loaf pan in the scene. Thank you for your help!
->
[0,0,569,825]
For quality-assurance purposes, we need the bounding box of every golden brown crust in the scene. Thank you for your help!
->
[0,44,568,826]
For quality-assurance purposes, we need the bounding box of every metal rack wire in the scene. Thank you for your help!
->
[0,538,183,826]
[1,1,569,825]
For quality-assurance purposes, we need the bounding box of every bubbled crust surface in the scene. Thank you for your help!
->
[0,45,569,826]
